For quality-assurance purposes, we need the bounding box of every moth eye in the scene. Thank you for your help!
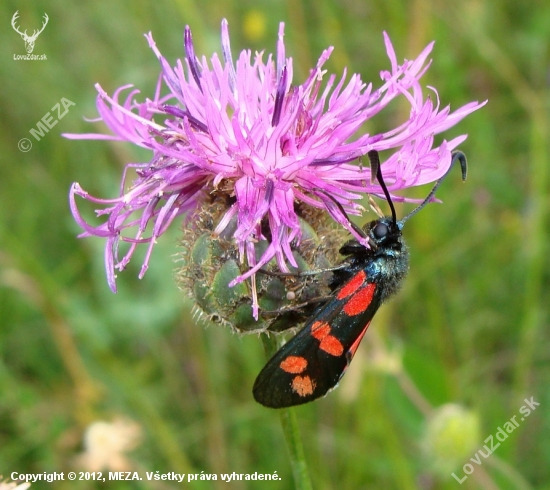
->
[372,222,389,239]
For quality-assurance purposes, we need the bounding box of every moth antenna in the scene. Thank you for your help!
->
[401,150,468,224]
[367,150,397,225]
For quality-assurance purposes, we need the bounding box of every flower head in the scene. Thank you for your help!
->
[422,404,480,476]
[75,418,142,472]
[0,478,31,490]
[67,20,485,317]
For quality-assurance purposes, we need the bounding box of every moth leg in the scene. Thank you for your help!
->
[260,295,332,317]
[258,261,351,278]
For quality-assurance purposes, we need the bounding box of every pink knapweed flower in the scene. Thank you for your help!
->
[67,20,485,317]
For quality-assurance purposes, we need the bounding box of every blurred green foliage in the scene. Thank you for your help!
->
[0,0,549,489]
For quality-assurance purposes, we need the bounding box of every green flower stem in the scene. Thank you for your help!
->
[261,334,313,490]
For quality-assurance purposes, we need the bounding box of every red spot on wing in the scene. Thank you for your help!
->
[292,375,315,396]
[319,335,344,356]
[280,356,308,374]
[311,321,331,340]
[310,321,344,357]
[337,270,367,300]
[348,321,371,357]
[343,283,376,316]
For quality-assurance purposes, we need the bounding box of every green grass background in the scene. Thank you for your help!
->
[0,0,548,489]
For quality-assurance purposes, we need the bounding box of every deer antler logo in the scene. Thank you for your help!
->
[11,11,49,54]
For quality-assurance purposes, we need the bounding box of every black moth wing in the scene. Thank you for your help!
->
[252,148,465,408]
[253,272,383,408]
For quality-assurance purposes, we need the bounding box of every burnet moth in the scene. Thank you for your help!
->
[253,150,467,408]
